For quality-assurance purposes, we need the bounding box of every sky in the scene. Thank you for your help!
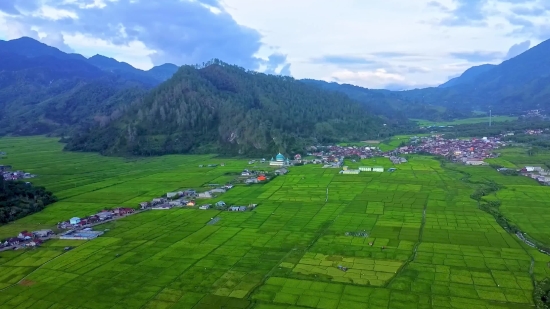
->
[0,0,548,90]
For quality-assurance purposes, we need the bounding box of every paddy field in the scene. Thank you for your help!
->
[0,137,549,309]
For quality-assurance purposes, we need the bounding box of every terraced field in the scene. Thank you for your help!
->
[0,137,549,309]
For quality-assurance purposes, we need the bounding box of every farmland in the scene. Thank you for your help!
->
[411,116,518,127]
[0,137,549,309]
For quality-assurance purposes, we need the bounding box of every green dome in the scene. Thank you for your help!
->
[276,153,285,161]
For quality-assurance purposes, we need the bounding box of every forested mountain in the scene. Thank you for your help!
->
[0,37,179,85]
[0,52,148,135]
[65,60,390,156]
[0,177,57,224]
[438,64,496,88]
[400,38,550,112]
[301,80,472,121]
[0,38,179,136]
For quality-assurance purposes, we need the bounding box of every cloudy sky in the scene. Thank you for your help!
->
[0,0,548,89]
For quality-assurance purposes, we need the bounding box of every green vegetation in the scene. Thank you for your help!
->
[412,116,518,127]
[0,137,549,309]
[0,177,57,224]
[66,60,389,156]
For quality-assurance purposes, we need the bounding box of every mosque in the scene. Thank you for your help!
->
[269,153,290,166]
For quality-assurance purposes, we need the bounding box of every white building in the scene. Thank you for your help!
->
[372,166,384,172]
[465,159,486,166]
[341,169,360,174]
[359,166,372,172]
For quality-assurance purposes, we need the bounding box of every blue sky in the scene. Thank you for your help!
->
[0,0,548,89]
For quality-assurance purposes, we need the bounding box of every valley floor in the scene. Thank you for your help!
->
[0,137,549,309]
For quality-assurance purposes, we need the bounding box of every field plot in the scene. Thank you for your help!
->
[0,137,549,308]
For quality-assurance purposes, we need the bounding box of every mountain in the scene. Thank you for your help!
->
[0,37,183,136]
[147,64,180,82]
[301,80,471,121]
[402,38,550,112]
[0,37,179,85]
[65,60,389,156]
[438,64,496,88]
[88,55,179,85]
[0,51,147,135]
[0,37,86,61]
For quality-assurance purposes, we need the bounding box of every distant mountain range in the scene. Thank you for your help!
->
[1,35,550,155]
[399,39,550,112]
[0,37,179,135]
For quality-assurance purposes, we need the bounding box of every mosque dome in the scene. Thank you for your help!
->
[275,153,285,161]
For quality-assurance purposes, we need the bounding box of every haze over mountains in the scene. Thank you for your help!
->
[1,36,549,155]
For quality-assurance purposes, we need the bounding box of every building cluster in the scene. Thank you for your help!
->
[57,207,135,229]
[519,166,550,185]
[1,229,53,250]
[396,135,503,165]
[525,129,544,135]
[308,145,379,160]
[1,165,36,181]
[139,185,235,210]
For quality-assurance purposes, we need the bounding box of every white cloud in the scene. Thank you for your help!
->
[63,33,156,69]
[0,0,547,88]
[330,69,405,88]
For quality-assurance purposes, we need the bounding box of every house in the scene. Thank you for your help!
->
[241,171,251,176]
[114,208,134,216]
[184,190,197,196]
[388,168,397,172]
[167,192,178,199]
[224,184,234,190]
[215,201,226,207]
[7,238,20,246]
[18,231,33,240]
[96,211,114,221]
[229,206,243,211]
[151,203,172,210]
[274,168,288,175]
[152,198,166,205]
[257,175,267,181]
[186,201,196,207]
[33,230,53,238]
[199,204,211,210]
[238,206,247,211]
[248,204,258,209]
[210,188,226,194]
[372,166,384,172]
[69,217,81,225]
[294,154,302,161]
[359,166,372,172]
[139,202,149,209]
[246,178,259,184]
[198,191,213,198]
[169,200,182,207]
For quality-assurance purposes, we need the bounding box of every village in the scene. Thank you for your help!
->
[1,164,36,181]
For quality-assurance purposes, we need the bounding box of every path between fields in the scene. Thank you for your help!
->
[245,208,343,308]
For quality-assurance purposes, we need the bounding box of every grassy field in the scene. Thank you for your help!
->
[412,116,518,127]
[0,137,549,309]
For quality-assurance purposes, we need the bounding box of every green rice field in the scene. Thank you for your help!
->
[0,137,549,309]
[411,116,517,127]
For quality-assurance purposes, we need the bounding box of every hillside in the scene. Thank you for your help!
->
[438,64,496,88]
[0,52,147,135]
[65,60,388,156]
[0,37,179,85]
[302,80,471,121]
[401,38,550,112]
[0,37,181,136]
